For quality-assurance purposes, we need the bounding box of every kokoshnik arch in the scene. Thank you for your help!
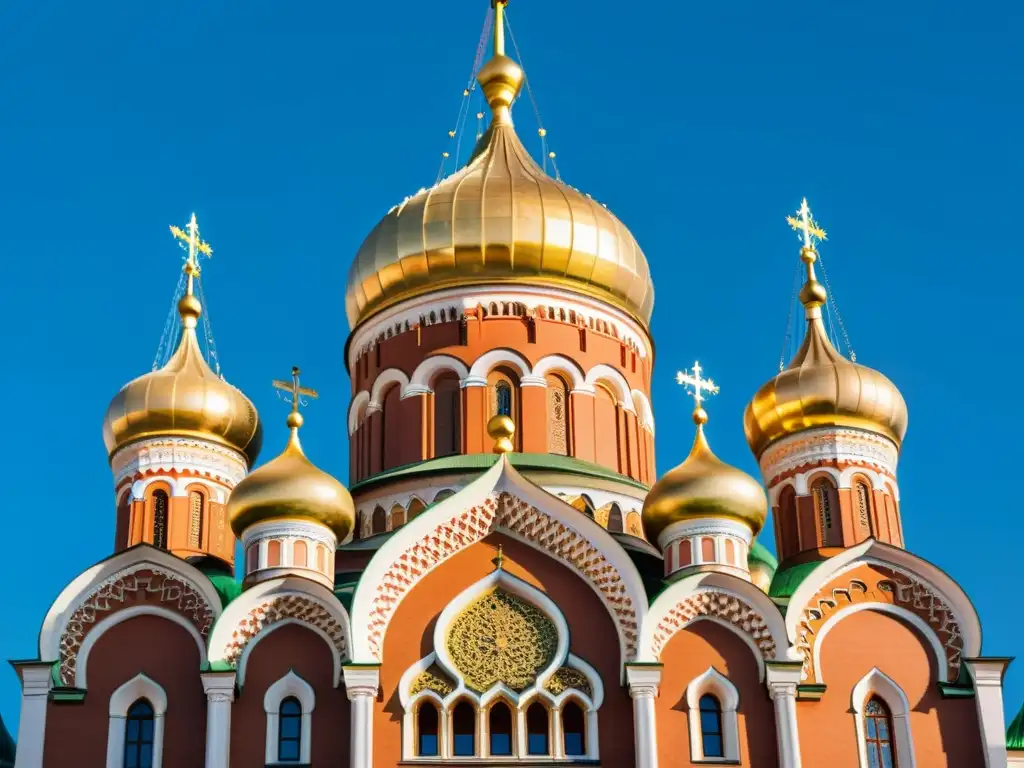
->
[6,3,1021,768]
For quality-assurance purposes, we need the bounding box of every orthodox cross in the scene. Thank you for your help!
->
[169,213,213,279]
[676,361,719,407]
[786,197,827,250]
[273,366,319,415]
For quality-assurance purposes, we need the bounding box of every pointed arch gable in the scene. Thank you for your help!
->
[349,458,648,667]
[207,576,352,687]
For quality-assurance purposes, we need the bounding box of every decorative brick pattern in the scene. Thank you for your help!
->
[796,565,964,682]
[651,590,777,660]
[366,492,638,661]
[223,594,347,669]
[59,567,215,685]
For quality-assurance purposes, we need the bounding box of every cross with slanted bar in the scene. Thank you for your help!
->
[786,197,827,250]
[273,366,319,415]
[676,361,719,407]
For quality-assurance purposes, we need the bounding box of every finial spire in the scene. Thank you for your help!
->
[273,366,319,433]
[786,197,829,317]
[676,361,719,427]
[477,0,523,125]
[487,414,516,454]
[492,544,505,570]
[169,213,213,328]
[492,0,508,57]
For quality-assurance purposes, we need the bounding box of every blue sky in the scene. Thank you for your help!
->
[2,0,1022,733]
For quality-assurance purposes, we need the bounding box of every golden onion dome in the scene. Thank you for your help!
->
[102,291,262,466]
[643,406,768,544]
[344,4,653,330]
[744,215,908,459]
[227,406,354,541]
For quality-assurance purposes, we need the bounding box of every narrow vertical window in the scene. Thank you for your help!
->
[433,373,462,457]
[316,544,327,573]
[812,478,839,546]
[188,490,203,548]
[606,503,624,533]
[856,481,874,538]
[489,701,513,756]
[864,697,897,767]
[123,699,154,768]
[417,702,439,757]
[277,696,302,762]
[724,538,736,565]
[526,702,549,755]
[151,491,169,550]
[246,544,258,573]
[452,701,476,756]
[372,505,387,534]
[700,537,715,562]
[267,540,282,567]
[293,540,308,568]
[495,381,512,417]
[699,694,724,758]
[546,374,570,455]
[678,540,693,568]
[562,701,586,757]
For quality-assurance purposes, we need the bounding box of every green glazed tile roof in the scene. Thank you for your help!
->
[195,563,242,608]
[0,713,15,768]
[768,559,822,600]
[1008,701,1024,750]
[749,540,778,572]
[351,453,649,494]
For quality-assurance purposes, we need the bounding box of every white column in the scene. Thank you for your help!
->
[12,662,53,768]
[766,662,803,768]
[626,664,663,768]
[965,658,1013,768]
[201,671,235,768]
[551,705,565,758]
[344,665,381,768]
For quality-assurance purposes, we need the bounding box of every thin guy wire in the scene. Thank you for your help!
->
[777,260,803,372]
[815,252,856,361]
[152,270,186,371]
[195,276,222,376]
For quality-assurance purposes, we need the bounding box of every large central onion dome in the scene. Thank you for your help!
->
[103,291,262,466]
[345,12,653,330]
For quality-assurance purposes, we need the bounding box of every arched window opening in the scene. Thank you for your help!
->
[151,490,169,550]
[724,538,736,565]
[580,495,595,518]
[123,699,154,768]
[855,481,874,539]
[293,540,308,568]
[372,505,387,534]
[316,544,327,573]
[267,540,282,567]
[546,374,571,455]
[678,540,693,568]
[495,381,513,417]
[115,492,131,551]
[277,696,302,762]
[246,544,258,573]
[381,384,403,471]
[778,485,799,555]
[699,694,724,758]
[408,498,426,519]
[700,537,715,562]
[452,701,476,757]
[864,697,896,767]
[391,504,407,529]
[433,373,463,457]
[812,477,840,546]
[593,383,621,472]
[606,503,624,533]
[562,701,586,757]
[489,701,514,756]
[417,702,440,757]
[526,702,549,755]
[188,490,204,548]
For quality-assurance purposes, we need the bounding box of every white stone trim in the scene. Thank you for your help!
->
[964,658,1011,768]
[408,355,471,393]
[13,663,52,768]
[851,668,915,768]
[264,670,315,765]
[344,665,380,768]
[759,426,898,485]
[766,663,803,768]
[370,367,411,406]
[630,389,655,434]
[106,673,167,768]
[78,604,208,689]
[584,364,635,412]
[626,664,661,768]
[531,355,587,389]
[112,436,248,487]
[201,672,235,768]
[685,667,739,762]
[348,390,371,436]
[467,348,533,380]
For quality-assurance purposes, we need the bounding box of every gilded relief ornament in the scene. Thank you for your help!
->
[544,667,593,697]
[446,589,558,692]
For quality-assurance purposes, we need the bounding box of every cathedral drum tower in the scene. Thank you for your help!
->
[344,0,656,542]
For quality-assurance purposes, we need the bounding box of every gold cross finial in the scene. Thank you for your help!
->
[676,361,719,426]
[492,544,505,570]
[786,197,827,251]
[169,213,213,296]
[273,366,319,430]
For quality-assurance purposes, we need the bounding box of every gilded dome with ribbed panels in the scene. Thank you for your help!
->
[345,10,653,330]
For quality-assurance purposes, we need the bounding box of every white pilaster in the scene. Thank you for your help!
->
[626,664,662,768]
[12,662,53,768]
[344,665,381,768]
[965,658,1013,768]
[201,671,235,768]
[766,662,803,768]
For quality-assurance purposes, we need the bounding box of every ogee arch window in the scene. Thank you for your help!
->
[864,697,896,767]
[123,699,154,768]
[277,696,302,762]
[699,694,724,758]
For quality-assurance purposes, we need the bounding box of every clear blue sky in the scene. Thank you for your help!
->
[2,0,1021,734]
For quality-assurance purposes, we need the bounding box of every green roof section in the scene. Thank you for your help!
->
[768,559,822,600]
[351,452,649,494]
[1008,700,1024,750]
[749,541,778,572]
[194,561,242,608]
[0,713,15,768]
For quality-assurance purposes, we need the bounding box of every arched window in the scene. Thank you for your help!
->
[526,702,549,755]
[677,540,693,568]
[433,373,462,457]
[606,503,623,533]
[489,701,513,756]
[864,697,896,767]
[391,504,406,529]
[381,384,403,471]
[246,544,258,573]
[267,540,282,567]
[408,498,426,520]
[115,491,131,551]
[546,374,571,455]
[372,505,387,534]
[724,538,736,565]
[187,490,204,548]
[811,477,840,547]
[417,702,440,757]
[495,381,513,417]
[700,537,715,562]
[698,694,724,758]
[123,699,154,768]
[855,480,874,539]
[316,544,327,573]
[562,701,586,757]
[277,696,302,762]
[778,485,799,556]
[151,490,169,550]
[293,540,308,568]
[452,701,476,756]
[593,384,620,471]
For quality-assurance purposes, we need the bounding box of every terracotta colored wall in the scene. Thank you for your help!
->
[43,615,205,768]
[373,533,634,767]
[655,620,777,767]
[799,609,984,767]
[231,623,351,767]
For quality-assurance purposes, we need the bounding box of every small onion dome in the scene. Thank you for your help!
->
[103,293,262,466]
[744,246,907,459]
[227,410,354,540]
[642,407,768,544]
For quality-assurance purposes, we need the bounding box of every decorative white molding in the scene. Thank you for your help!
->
[685,667,739,762]
[965,658,1012,768]
[12,663,53,768]
[630,389,655,434]
[759,427,898,487]
[584,364,636,412]
[625,664,662,768]
[348,391,371,436]
[766,663,803,768]
[344,666,381,768]
[264,670,315,765]
[113,436,248,488]
[467,348,533,380]
[851,668,915,768]
[201,672,235,768]
[106,673,167,768]
[370,368,411,407]
[408,355,471,392]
